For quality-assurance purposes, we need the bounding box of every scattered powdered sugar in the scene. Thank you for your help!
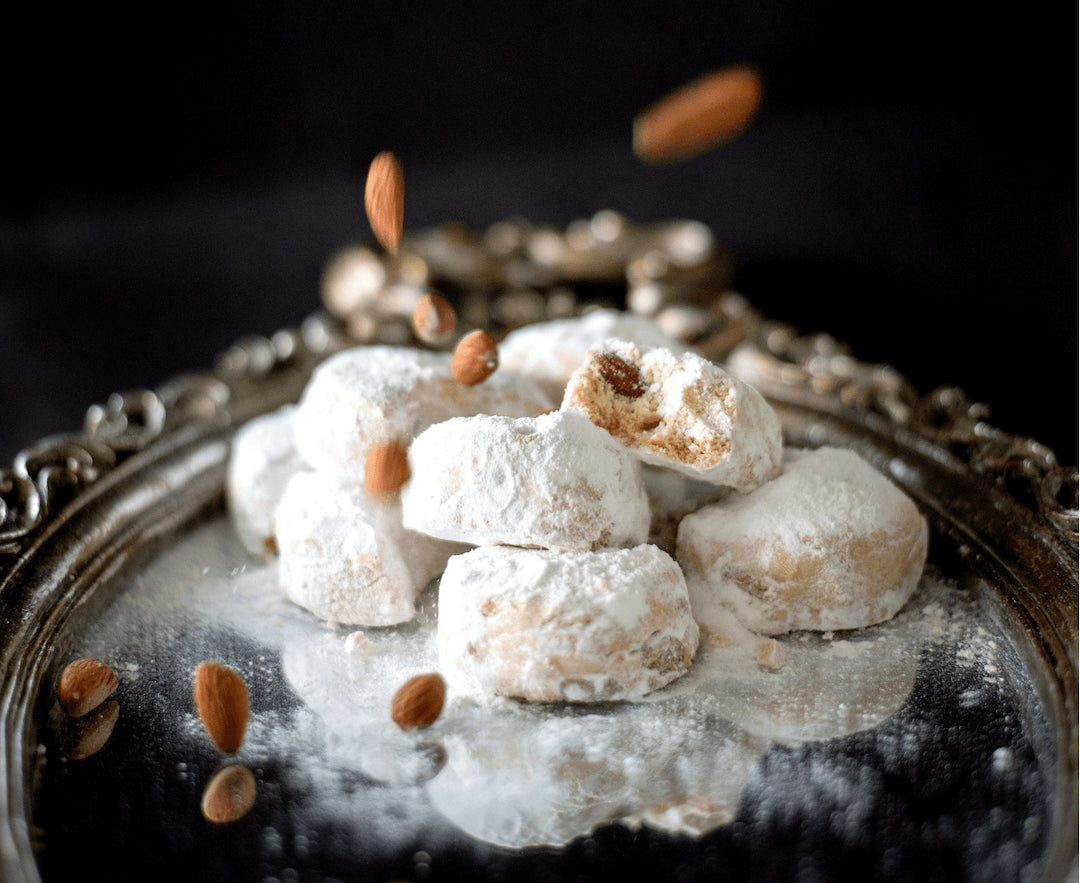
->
[53,514,1051,869]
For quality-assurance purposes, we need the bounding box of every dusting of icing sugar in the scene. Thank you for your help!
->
[58,518,1046,863]
[293,345,552,478]
[436,544,698,703]
[401,408,649,552]
[498,308,689,401]
[562,339,782,492]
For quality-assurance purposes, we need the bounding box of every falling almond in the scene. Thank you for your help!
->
[451,330,499,386]
[633,64,764,164]
[412,291,457,345]
[365,440,411,500]
[193,661,249,754]
[364,151,405,254]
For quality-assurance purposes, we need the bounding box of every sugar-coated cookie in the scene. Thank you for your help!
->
[499,309,688,402]
[562,339,782,492]
[226,405,308,556]
[275,471,464,626]
[676,446,928,635]
[294,345,552,478]
[401,408,649,552]
[437,544,700,702]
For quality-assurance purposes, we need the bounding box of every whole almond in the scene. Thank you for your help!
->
[412,292,457,345]
[58,658,118,718]
[60,698,120,760]
[365,441,411,499]
[633,64,763,164]
[595,352,646,398]
[451,330,499,385]
[364,151,405,254]
[391,672,446,730]
[193,661,249,754]
[201,764,257,824]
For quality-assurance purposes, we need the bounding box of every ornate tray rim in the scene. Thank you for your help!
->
[1,217,1076,882]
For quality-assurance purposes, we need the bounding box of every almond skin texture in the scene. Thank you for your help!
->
[58,658,118,718]
[201,764,257,824]
[391,672,446,730]
[595,351,646,398]
[633,64,763,164]
[412,292,457,345]
[451,330,499,385]
[365,441,411,500]
[364,151,405,254]
[193,662,249,754]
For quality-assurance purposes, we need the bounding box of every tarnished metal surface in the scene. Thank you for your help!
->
[0,214,1075,881]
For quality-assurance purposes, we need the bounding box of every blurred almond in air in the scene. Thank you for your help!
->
[633,64,764,164]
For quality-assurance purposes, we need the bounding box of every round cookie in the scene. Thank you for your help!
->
[226,404,308,556]
[275,471,462,626]
[498,308,689,402]
[436,544,700,702]
[293,345,553,479]
[676,446,928,635]
[562,339,783,492]
[401,408,650,553]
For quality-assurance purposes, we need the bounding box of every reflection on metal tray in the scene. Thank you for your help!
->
[1,214,1076,882]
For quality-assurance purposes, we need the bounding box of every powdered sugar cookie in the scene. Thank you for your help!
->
[562,339,782,492]
[676,446,928,635]
[498,308,688,402]
[226,405,308,556]
[275,471,464,626]
[437,544,700,702]
[401,408,650,552]
[293,345,553,478]
[642,464,731,555]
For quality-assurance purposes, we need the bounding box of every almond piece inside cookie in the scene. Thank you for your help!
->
[562,338,782,492]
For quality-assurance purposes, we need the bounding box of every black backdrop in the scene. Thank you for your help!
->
[2,1,1076,464]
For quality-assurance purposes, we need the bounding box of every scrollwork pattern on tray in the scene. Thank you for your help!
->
[0,437,117,554]
[0,314,349,558]
[2,214,1075,559]
[741,323,1079,544]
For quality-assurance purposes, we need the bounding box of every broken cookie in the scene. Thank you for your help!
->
[562,339,782,492]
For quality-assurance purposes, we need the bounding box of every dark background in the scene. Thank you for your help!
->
[1,1,1076,465]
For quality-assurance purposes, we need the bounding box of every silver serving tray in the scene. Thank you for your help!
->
[1,220,1076,882]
